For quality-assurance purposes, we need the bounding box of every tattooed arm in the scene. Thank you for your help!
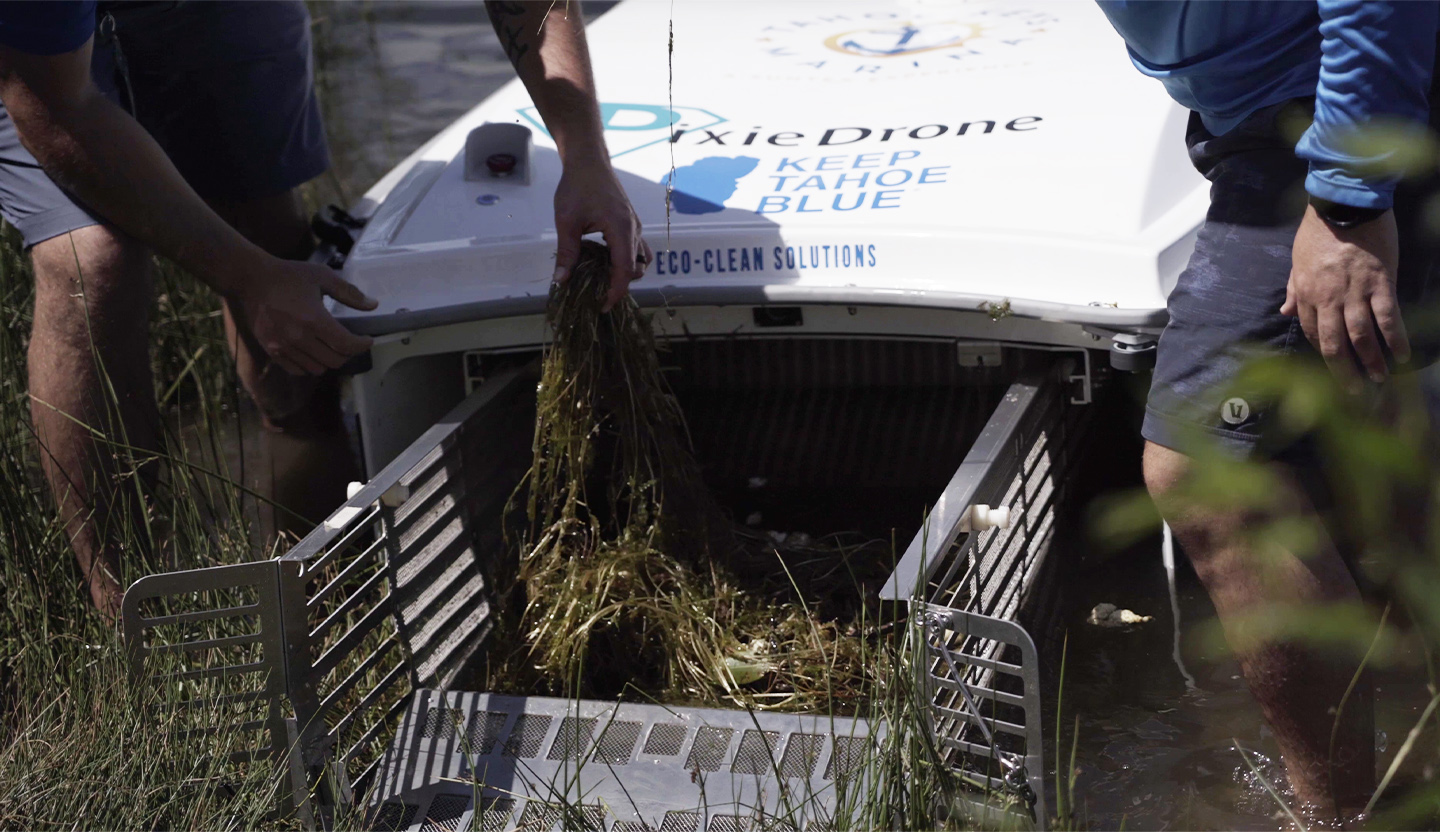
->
[485,1,650,310]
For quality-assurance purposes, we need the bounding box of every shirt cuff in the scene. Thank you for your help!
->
[1305,164,1397,210]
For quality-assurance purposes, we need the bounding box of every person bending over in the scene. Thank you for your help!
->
[1097,0,1439,819]
[0,0,646,618]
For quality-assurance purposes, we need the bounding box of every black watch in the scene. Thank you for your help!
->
[1309,196,1387,229]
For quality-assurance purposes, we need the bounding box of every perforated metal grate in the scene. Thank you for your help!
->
[659,810,700,832]
[706,815,750,832]
[422,794,471,832]
[505,714,551,758]
[643,723,687,756]
[594,720,643,765]
[868,367,1082,827]
[546,716,597,761]
[477,799,516,832]
[373,693,877,832]
[373,802,419,832]
[516,800,561,832]
[465,710,509,754]
[685,727,732,772]
[730,730,781,775]
[824,737,868,781]
[778,733,824,779]
[422,708,465,739]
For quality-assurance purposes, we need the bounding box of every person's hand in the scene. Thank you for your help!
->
[228,255,378,375]
[551,152,652,312]
[1281,205,1409,392]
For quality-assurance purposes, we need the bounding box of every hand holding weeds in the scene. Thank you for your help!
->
[230,256,377,376]
[550,155,652,313]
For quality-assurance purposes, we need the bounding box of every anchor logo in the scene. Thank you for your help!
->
[824,21,984,57]
[753,6,1057,79]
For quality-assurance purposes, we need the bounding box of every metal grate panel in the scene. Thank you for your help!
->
[422,708,464,739]
[284,368,532,794]
[371,695,873,832]
[516,800,561,832]
[660,811,700,832]
[778,733,824,779]
[730,730,780,775]
[122,369,536,820]
[824,737,868,782]
[477,798,516,832]
[547,716,597,760]
[644,723,688,756]
[506,714,552,758]
[422,794,471,832]
[594,720,643,765]
[878,364,1087,827]
[707,816,750,832]
[373,802,419,831]
[465,710,510,754]
[120,561,292,795]
[685,727,733,772]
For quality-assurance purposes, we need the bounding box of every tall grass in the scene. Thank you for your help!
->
[0,224,284,828]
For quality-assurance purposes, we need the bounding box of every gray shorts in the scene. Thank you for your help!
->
[0,0,330,249]
[1142,99,1440,459]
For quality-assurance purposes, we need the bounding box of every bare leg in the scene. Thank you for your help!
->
[209,190,357,538]
[29,226,158,619]
[1144,441,1373,817]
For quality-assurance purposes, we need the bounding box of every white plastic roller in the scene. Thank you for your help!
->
[963,503,1013,532]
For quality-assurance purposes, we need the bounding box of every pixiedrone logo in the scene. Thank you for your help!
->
[517,103,725,159]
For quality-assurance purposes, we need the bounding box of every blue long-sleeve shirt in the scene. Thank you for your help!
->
[1097,1,1440,209]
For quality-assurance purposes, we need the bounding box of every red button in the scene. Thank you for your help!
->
[486,153,517,175]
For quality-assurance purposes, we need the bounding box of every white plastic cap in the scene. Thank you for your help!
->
[968,504,1012,531]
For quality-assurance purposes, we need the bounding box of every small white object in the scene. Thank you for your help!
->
[346,481,364,499]
[1087,602,1153,628]
[965,504,1012,532]
[380,483,410,508]
[747,476,768,489]
[325,505,364,532]
[745,512,763,526]
[1221,397,1250,425]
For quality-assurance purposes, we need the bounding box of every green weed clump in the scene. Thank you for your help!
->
[488,242,896,714]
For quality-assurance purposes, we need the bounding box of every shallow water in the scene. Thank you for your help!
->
[1061,537,1437,830]
[303,4,1439,827]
